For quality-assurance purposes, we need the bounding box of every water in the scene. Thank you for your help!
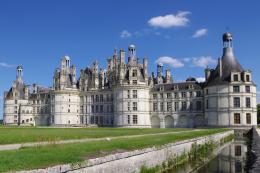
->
[165,136,248,173]
[196,140,247,173]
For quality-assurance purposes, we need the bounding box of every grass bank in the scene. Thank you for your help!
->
[0,128,228,172]
[0,127,189,144]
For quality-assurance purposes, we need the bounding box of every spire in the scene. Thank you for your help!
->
[221,32,243,80]
[16,66,23,82]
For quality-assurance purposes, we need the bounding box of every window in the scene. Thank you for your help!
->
[127,115,130,124]
[196,101,202,111]
[234,97,240,108]
[189,92,193,97]
[167,102,172,111]
[133,80,137,85]
[160,93,163,99]
[127,102,130,111]
[26,119,29,122]
[160,102,164,111]
[174,102,178,111]
[133,90,137,98]
[233,86,240,93]
[174,93,178,98]
[190,102,193,111]
[206,99,209,109]
[68,109,70,113]
[181,92,186,98]
[246,113,251,124]
[100,95,103,102]
[246,97,251,108]
[133,115,138,124]
[95,105,99,113]
[181,102,187,111]
[235,145,242,156]
[153,93,157,99]
[132,70,137,77]
[100,105,103,112]
[167,93,171,99]
[234,113,241,124]
[15,100,17,104]
[91,105,94,113]
[246,75,250,82]
[234,74,239,81]
[133,102,137,111]
[196,91,201,97]
[153,102,158,111]
[91,95,94,102]
[127,90,130,98]
[246,86,250,93]
[95,95,99,102]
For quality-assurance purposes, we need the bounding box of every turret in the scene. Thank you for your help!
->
[16,66,23,83]
[165,69,171,83]
[119,49,125,64]
[128,44,136,64]
[205,67,211,82]
[157,63,163,77]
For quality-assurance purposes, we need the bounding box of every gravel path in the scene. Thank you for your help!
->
[0,129,199,151]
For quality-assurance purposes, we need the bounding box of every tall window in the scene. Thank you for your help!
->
[153,93,157,99]
[127,90,130,98]
[196,101,202,111]
[206,99,209,109]
[234,74,239,81]
[181,102,187,111]
[246,97,251,108]
[133,80,137,85]
[160,102,164,111]
[127,102,130,111]
[133,102,137,111]
[246,113,251,124]
[234,113,241,124]
[196,91,202,97]
[174,93,178,98]
[133,90,137,98]
[245,86,250,93]
[100,95,103,102]
[189,91,193,97]
[95,95,99,102]
[132,70,137,77]
[233,86,240,93]
[174,102,178,111]
[133,115,138,124]
[127,115,130,124]
[167,102,172,111]
[153,102,158,111]
[91,95,94,102]
[235,145,242,156]
[160,93,163,99]
[246,75,250,82]
[167,93,171,99]
[100,105,103,112]
[181,92,186,98]
[234,97,240,108]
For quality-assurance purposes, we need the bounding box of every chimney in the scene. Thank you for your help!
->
[205,67,211,81]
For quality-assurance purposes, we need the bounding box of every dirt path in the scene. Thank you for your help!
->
[0,129,200,151]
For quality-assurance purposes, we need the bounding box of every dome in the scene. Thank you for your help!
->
[128,44,135,49]
[17,66,23,70]
[186,77,196,82]
[222,32,232,42]
[63,55,70,60]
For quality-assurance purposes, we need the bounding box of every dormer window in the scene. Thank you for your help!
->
[234,74,239,81]
[132,70,137,77]
[246,75,250,82]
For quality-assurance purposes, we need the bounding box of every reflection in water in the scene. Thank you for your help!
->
[197,140,247,173]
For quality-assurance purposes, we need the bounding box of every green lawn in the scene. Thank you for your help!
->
[0,127,190,144]
[0,128,228,172]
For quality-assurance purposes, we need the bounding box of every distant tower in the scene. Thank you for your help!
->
[16,66,23,79]
[223,32,233,48]
[128,44,136,58]
[157,63,163,77]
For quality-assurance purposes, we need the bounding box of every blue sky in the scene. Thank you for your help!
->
[1,0,260,118]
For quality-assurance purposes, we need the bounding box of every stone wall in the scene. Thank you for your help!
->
[250,127,260,173]
[18,130,233,173]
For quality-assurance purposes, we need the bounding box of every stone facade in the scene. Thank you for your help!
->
[3,33,257,127]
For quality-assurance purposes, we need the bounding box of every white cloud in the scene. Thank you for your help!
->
[0,62,15,68]
[196,77,206,83]
[148,11,191,28]
[192,56,217,68]
[155,56,184,68]
[120,30,132,38]
[192,28,208,38]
